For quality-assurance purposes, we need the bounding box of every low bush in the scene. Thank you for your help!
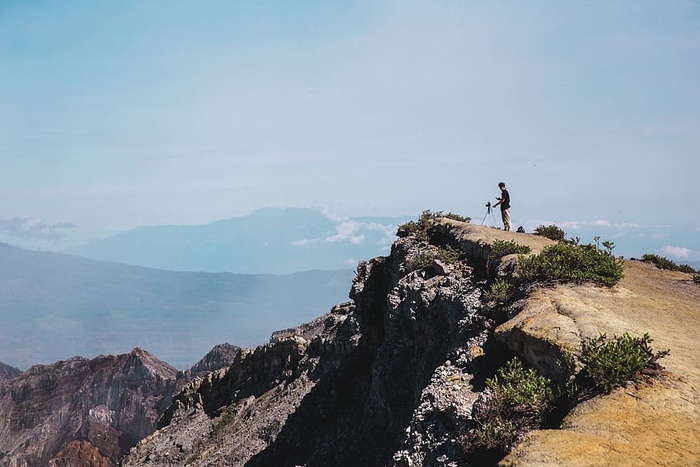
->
[482,278,513,303]
[464,331,669,462]
[579,333,669,394]
[468,358,554,454]
[397,210,470,241]
[490,239,531,257]
[519,238,625,287]
[533,224,566,241]
[640,253,696,274]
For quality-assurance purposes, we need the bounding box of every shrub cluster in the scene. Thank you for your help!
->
[482,278,513,303]
[519,238,625,287]
[468,358,554,454]
[397,210,470,241]
[533,224,566,241]
[490,239,531,257]
[579,332,670,393]
[465,332,669,459]
[640,253,696,274]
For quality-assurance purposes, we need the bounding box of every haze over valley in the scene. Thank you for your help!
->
[0,240,353,370]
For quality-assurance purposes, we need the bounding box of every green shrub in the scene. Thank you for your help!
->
[693,273,700,285]
[579,333,669,393]
[397,210,470,241]
[464,333,670,461]
[469,358,554,453]
[490,239,531,257]
[413,245,461,270]
[533,225,566,241]
[482,278,513,303]
[640,254,696,274]
[443,211,471,223]
[519,238,625,287]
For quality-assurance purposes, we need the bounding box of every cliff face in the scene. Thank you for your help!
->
[124,219,700,467]
[0,345,239,467]
[0,349,177,467]
[124,223,515,467]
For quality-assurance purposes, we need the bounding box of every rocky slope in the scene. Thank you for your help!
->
[0,363,21,381]
[0,344,238,467]
[123,219,700,467]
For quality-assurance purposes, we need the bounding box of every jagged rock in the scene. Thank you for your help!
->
[0,349,178,467]
[0,362,21,382]
[125,232,493,467]
[180,343,241,380]
[0,343,238,467]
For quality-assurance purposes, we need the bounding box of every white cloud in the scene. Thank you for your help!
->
[324,221,365,244]
[290,218,399,248]
[0,216,76,241]
[659,246,699,261]
[558,220,641,230]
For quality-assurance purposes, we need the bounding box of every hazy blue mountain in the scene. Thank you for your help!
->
[0,242,353,370]
[64,207,412,274]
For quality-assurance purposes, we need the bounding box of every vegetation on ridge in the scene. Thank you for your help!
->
[533,224,566,241]
[465,332,670,458]
[640,253,696,274]
[482,278,513,303]
[519,237,625,287]
[397,210,470,241]
[466,358,554,455]
[489,239,531,257]
[579,332,670,394]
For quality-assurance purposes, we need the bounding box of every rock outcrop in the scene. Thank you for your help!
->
[124,222,537,466]
[124,219,700,467]
[0,344,239,467]
[0,362,21,382]
[0,348,178,466]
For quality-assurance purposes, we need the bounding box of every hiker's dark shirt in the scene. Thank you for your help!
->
[499,189,510,211]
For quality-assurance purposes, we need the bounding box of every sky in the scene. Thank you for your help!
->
[1,0,698,261]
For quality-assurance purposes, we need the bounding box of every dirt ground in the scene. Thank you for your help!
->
[502,260,700,466]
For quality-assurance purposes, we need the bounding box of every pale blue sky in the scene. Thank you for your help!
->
[1,1,698,259]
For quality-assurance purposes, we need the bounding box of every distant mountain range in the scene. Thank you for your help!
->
[64,207,413,274]
[0,242,353,369]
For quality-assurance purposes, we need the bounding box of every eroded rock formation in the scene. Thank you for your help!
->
[0,344,239,467]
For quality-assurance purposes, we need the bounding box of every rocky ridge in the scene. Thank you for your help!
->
[0,345,238,467]
[6,218,696,466]
[124,219,700,466]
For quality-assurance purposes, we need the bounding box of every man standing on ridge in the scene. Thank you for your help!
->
[493,182,511,231]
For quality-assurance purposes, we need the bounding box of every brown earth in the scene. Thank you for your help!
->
[439,221,700,466]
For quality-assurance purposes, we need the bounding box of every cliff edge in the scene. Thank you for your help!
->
[124,219,700,466]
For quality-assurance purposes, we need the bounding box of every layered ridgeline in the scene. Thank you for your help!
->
[120,219,699,466]
[65,208,412,274]
[0,243,352,369]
